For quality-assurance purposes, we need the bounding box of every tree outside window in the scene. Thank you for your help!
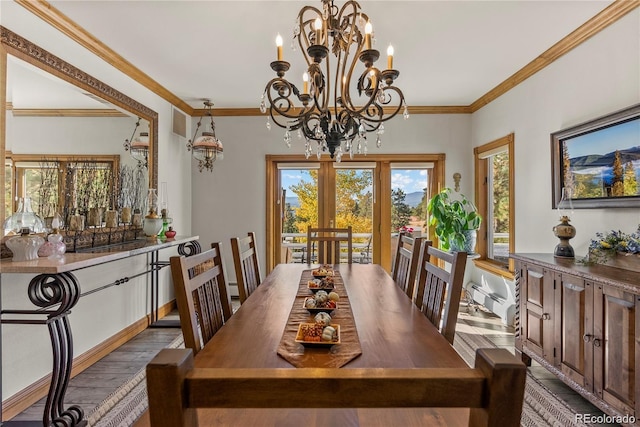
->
[474,134,515,277]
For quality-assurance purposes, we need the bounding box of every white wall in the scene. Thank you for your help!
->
[467,10,640,325]
[191,113,473,284]
[7,114,141,169]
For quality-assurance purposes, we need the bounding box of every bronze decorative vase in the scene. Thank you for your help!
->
[553,215,576,258]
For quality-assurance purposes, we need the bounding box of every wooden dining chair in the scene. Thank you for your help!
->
[391,233,426,299]
[306,226,353,264]
[147,347,526,427]
[230,232,262,304]
[169,243,232,355]
[414,243,468,344]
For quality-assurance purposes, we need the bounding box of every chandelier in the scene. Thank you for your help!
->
[260,0,408,162]
[123,117,149,168]
[187,100,224,173]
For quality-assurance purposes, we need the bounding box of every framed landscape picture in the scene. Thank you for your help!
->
[551,103,640,209]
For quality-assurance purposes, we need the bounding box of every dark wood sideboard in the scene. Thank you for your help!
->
[512,253,639,425]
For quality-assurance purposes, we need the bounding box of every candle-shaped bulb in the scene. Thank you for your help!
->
[314,18,322,45]
[387,45,394,69]
[364,21,373,50]
[303,72,309,95]
[276,33,283,61]
[369,69,377,90]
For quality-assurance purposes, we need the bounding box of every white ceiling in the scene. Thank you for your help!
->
[10,0,616,110]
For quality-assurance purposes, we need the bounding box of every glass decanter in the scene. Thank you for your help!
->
[2,197,46,236]
[143,188,163,238]
[6,227,45,261]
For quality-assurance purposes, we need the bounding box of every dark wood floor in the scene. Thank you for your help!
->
[9,327,182,423]
[10,301,619,426]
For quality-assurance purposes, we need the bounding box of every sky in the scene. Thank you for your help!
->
[391,169,428,194]
[565,118,639,159]
[280,168,429,196]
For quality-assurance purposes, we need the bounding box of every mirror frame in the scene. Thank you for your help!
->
[0,25,158,223]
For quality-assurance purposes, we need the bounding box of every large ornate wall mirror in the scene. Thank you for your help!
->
[0,26,158,234]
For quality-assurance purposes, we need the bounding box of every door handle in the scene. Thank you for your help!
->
[583,334,592,342]
[542,313,550,320]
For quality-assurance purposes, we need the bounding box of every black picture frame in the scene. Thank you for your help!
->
[551,103,640,209]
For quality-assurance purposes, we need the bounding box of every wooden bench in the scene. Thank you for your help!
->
[146,347,526,427]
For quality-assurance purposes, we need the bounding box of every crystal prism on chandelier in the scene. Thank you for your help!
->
[260,0,409,162]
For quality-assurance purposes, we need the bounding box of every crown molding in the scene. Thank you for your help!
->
[17,0,639,117]
[470,0,639,113]
[15,0,195,116]
[11,108,128,117]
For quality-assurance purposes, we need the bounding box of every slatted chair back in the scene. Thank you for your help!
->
[169,243,232,355]
[146,347,526,427]
[414,243,467,344]
[391,233,426,299]
[306,226,353,264]
[230,232,262,304]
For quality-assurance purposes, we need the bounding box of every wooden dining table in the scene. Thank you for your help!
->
[135,263,472,426]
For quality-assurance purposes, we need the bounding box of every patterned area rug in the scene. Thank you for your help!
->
[86,335,184,427]
[453,331,592,427]
[87,330,592,427]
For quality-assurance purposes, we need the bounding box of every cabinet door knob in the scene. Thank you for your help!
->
[583,334,592,342]
[593,338,601,347]
[542,313,551,320]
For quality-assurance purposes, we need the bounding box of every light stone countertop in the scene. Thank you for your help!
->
[0,235,199,274]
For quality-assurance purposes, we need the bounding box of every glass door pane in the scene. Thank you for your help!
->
[334,166,374,263]
[280,166,319,263]
[389,166,430,261]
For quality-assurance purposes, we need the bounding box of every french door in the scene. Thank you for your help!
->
[266,154,444,273]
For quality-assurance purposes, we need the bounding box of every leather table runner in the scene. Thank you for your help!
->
[277,269,362,368]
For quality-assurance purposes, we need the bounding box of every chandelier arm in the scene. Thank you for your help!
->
[268,101,316,132]
[340,49,364,111]
[298,5,323,52]
[337,1,365,21]
[207,110,216,136]
[265,77,310,119]
[338,8,369,112]
[323,43,332,113]
[341,66,379,116]
[353,86,405,124]
[334,48,343,113]
[373,86,405,121]
[187,117,203,149]
[125,118,141,148]
[297,27,312,70]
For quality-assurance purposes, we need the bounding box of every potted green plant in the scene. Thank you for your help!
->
[427,188,482,252]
